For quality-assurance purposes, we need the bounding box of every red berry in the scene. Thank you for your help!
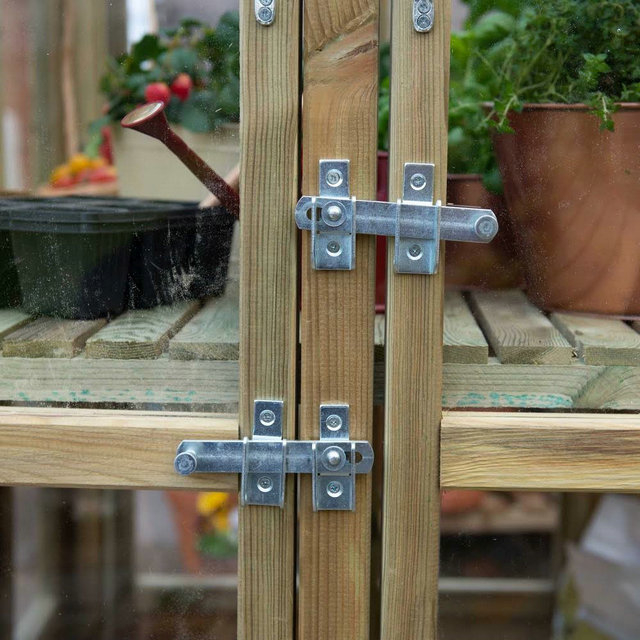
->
[170,73,193,102]
[144,82,171,105]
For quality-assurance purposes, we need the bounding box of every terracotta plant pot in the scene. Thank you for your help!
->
[375,153,521,308]
[493,103,640,316]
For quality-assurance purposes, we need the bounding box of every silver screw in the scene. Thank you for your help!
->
[257,476,273,492]
[326,414,343,431]
[416,14,432,30]
[475,215,497,240]
[323,447,343,468]
[259,0,272,5]
[416,0,431,13]
[410,173,427,190]
[174,452,197,476]
[258,6,273,22]
[407,244,423,260]
[327,481,343,498]
[259,409,276,426]
[325,169,343,187]
[326,204,343,222]
[326,241,341,256]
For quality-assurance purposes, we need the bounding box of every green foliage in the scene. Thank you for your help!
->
[378,11,511,190]
[479,0,640,132]
[100,13,239,133]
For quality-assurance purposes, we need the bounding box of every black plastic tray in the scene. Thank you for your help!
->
[0,197,234,319]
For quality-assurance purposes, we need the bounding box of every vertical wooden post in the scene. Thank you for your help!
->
[238,1,300,639]
[0,488,12,638]
[298,2,379,639]
[381,0,451,638]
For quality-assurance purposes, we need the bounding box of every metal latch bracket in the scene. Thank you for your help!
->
[174,401,373,511]
[295,159,499,274]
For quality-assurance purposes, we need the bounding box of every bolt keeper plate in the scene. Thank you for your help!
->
[174,402,373,511]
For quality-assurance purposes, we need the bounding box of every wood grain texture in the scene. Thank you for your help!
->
[0,357,239,409]
[298,2,378,639]
[86,301,199,359]
[0,309,31,341]
[552,312,640,365]
[442,362,603,409]
[380,0,449,637]
[169,286,239,361]
[0,407,237,490]
[441,411,640,492]
[238,1,299,638]
[2,317,105,357]
[470,290,573,364]
[0,356,636,411]
[443,290,488,363]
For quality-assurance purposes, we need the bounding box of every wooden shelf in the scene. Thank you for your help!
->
[1,288,640,410]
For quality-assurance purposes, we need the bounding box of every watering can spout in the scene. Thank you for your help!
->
[121,102,240,219]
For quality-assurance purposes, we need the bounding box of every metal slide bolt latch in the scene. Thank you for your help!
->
[174,401,373,511]
[295,159,499,274]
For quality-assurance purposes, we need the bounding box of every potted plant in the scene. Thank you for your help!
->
[98,13,240,201]
[375,9,523,306]
[480,0,640,315]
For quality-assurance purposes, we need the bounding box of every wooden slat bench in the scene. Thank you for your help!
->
[2,288,640,410]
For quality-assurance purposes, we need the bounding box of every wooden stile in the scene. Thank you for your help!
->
[238,1,300,638]
[298,1,379,638]
[381,1,451,638]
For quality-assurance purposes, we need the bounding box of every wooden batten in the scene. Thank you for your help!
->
[380,1,451,638]
[237,0,300,638]
[298,2,379,638]
[0,407,237,490]
[441,411,640,492]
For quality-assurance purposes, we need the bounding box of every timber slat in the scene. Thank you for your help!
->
[552,312,640,365]
[0,407,237,491]
[169,285,239,360]
[441,412,640,492]
[0,309,31,342]
[470,290,573,364]
[86,301,200,359]
[2,317,105,358]
[0,356,238,409]
[443,290,489,364]
[237,0,300,635]
[298,1,378,637]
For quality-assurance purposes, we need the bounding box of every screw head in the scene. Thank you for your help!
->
[410,173,427,190]
[259,0,272,5]
[416,0,431,13]
[257,476,274,493]
[174,451,197,476]
[326,414,343,431]
[322,446,345,470]
[474,215,498,240]
[407,244,423,260]
[416,14,432,30]
[325,169,343,187]
[257,6,273,22]
[326,204,343,222]
[327,481,344,498]
[326,241,342,257]
[259,409,276,427]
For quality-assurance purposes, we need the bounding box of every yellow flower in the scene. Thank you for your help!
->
[197,491,229,515]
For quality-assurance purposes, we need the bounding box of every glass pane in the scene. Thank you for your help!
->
[7,487,237,640]
[439,490,560,640]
